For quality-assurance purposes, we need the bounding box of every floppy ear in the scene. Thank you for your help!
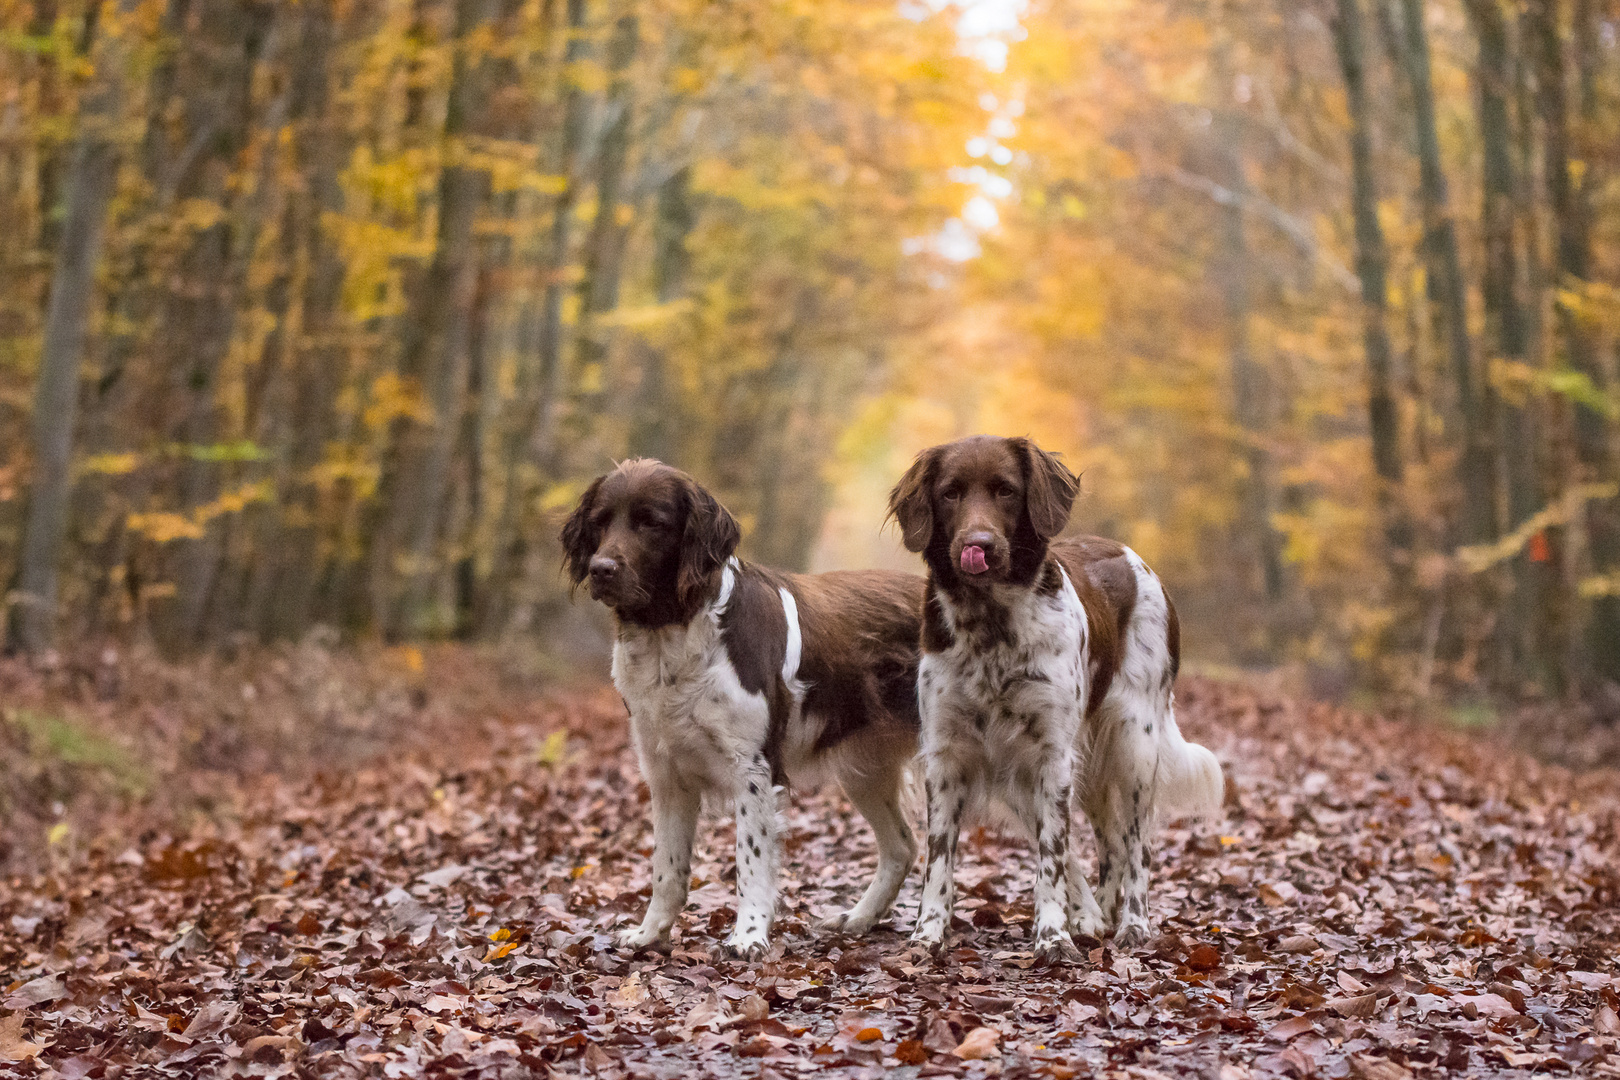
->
[1015,438,1078,540]
[559,475,607,588]
[887,447,940,553]
[676,480,741,611]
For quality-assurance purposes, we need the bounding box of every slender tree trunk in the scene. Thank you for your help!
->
[627,164,694,462]
[572,13,639,406]
[1465,0,1547,685]
[1331,0,1409,564]
[7,0,134,655]
[477,0,589,632]
[150,0,278,651]
[1209,106,1285,611]
[372,0,502,638]
[1399,0,1495,546]
[531,0,591,476]
[1529,0,1620,684]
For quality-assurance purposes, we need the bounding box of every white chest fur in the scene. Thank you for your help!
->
[918,568,1090,766]
[611,564,807,792]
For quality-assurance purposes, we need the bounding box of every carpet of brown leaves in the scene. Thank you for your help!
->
[3,656,1620,1079]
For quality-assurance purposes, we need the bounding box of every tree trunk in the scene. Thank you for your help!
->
[372,0,502,638]
[1399,0,1495,546]
[530,0,591,477]
[237,0,343,642]
[1529,0,1620,684]
[7,0,134,655]
[149,0,279,651]
[1210,108,1285,614]
[571,13,640,409]
[1331,0,1409,559]
[1465,0,1548,686]
[627,164,694,462]
[477,0,590,633]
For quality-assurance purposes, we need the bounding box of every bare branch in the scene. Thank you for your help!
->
[1153,166,1360,293]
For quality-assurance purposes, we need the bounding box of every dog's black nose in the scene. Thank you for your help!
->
[589,556,619,583]
[963,530,998,549]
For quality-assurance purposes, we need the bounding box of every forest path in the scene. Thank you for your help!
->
[3,675,1619,1078]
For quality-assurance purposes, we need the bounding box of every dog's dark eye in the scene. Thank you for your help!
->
[633,514,667,532]
[940,487,961,502]
[995,484,1018,499]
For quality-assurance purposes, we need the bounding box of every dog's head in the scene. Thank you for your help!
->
[888,435,1077,587]
[560,459,741,626]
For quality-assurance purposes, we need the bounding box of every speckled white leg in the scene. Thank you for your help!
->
[618,781,700,950]
[909,756,967,952]
[723,752,777,959]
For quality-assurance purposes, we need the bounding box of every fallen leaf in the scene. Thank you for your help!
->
[1351,1057,1413,1080]
[419,863,468,888]
[1267,1015,1316,1042]
[0,1014,41,1062]
[952,1027,1001,1059]
[1326,993,1378,1018]
[610,972,648,1008]
[2,975,64,1010]
[895,1039,927,1064]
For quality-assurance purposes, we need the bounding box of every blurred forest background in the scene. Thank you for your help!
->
[3,0,1620,708]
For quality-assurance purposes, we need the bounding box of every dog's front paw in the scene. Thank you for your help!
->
[1067,904,1106,942]
[1111,917,1150,951]
[1033,926,1081,965]
[722,928,770,960]
[820,909,880,937]
[908,913,949,955]
[616,924,671,953]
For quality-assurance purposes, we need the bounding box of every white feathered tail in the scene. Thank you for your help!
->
[1152,695,1224,820]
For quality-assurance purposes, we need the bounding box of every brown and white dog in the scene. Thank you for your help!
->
[562,459,924,958]
[889,435,1222,957]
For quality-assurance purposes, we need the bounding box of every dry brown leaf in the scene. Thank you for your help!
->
[1337,971,1369,994]
[609,972,647,1008]
[1326,993,1378,1018]
[0,1014,40,1063]
[952,1026,1002,1059]
[1266,1015,1316,1042]
[1351,1054,1412,1080]
[895,1039,928,1064]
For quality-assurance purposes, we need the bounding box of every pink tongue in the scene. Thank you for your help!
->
[961,546,989,574]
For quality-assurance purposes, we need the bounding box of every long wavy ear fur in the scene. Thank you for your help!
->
[1014,437,1078,540]
[559,475,607,590]
[887,447,941,553]
[676,480,741,612]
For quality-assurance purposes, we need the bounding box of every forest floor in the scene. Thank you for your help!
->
[2,645,1620,1079]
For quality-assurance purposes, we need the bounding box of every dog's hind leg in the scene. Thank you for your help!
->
[724,751,779,960]
[822,756,917,936]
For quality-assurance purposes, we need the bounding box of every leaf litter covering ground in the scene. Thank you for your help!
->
[4,676,1620,1078]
